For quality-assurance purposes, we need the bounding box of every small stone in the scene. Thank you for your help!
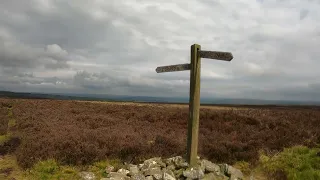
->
[131,173,146,180]
[138,163,144,169]
[79,171,96,180]
[163,169,176,180]
[203,173,229,180]
[128,164,140,176]
[219,164,228,174]
[227,165,244,180]
[202,160,221,174]
[107,172,130,180]
[144,167,162,179]
[173,157,189,168]
[174,169,184,178]
[105,165,115,174]
[144,157,166,168]
[141,160,160,173]
[146,176,154,180]
[166,165,176,171]
[117,168,130,175]
[153,173,162,180]
[183,166,204,179]
[165,156,189,168]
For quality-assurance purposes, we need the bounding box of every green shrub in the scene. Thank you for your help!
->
[259,145,320,180]
[233,161,251,175]
[88,158,123,179]
[0,134,10,145]
[28,159,80,180]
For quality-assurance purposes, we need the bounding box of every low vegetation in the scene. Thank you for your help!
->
[259,145,320,180]
[0,98,319,179]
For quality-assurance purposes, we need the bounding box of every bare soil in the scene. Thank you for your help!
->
[1,98,319,169]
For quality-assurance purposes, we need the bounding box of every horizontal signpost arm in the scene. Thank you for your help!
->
[155,63,191,73]
[198,50,233,61]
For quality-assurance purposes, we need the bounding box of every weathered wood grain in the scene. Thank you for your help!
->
[198,50,233,61]
[155,63,191,73]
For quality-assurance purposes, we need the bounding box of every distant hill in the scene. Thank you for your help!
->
[1,90,320,106]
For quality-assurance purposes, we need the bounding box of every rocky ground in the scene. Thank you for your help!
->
[79,156,244,180]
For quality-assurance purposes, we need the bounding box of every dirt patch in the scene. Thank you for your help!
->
[1,98,319,169]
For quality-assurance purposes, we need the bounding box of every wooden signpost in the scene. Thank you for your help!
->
[155,44,233,166]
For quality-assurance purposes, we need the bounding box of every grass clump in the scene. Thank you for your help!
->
[259,145,320,180]
[88,158,123,179]
[0,155,26,179]
[0,134,11,145]
[233,161,251,175]
[28,159,80,180]
[8,119,16,129]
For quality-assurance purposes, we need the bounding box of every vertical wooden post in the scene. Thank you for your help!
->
[186,44,201,166]
[155,44,233,167]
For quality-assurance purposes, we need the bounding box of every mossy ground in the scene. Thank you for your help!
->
[0,155,125,180]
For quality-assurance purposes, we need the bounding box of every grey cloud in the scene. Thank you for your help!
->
[300,9,309,20]
[0,41,70,70]
[72,70,190,97]
[309,83,320,90]
[0,0,320,102]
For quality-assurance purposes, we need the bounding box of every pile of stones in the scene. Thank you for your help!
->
[80,156,244,180]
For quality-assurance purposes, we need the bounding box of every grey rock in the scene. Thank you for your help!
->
[183,166,204,179]
[219,164,244,180]
[227,165,244,180]
[117,168,130,175]
[219,164,228,175]
[144,167,162,179]
[79,171,96,180]
[144,157,166,168]
[163,169,176,180]
[138,163,145,170]
[166,156,189,168]
[141,159,161,173]
[146,176,154,180]
[166,164,176,171]
[127,164,140,176]
[202,160,221,174]
[131,173,146,180]
[105,165,115,174]
[202,173,229,180]
[164,157,174,165]
[101,178,129,180]
[107,172,130,180]
[174,169,184,178]
[202,173,217,180]
[199,160,206,173]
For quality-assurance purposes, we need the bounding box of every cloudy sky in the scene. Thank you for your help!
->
[1,0,320,101]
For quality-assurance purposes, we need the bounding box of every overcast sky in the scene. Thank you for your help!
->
[0,0,320,101]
